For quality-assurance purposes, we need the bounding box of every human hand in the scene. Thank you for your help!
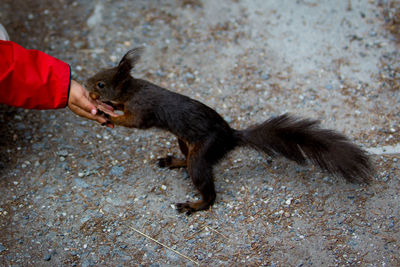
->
[68,79,119,127]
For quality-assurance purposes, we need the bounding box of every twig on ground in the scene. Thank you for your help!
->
[125,224,199,266]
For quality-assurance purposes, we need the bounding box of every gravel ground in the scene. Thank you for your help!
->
[1,0,399,266]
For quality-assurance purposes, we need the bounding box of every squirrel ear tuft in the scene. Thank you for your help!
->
[118,47,144,71]
[113,47,144,83]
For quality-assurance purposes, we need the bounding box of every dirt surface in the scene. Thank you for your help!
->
[0,0,399,266]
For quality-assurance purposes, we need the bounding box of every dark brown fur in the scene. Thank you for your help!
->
[86,48,374,214]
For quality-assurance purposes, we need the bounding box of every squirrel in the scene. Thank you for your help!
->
[85,48,374,215]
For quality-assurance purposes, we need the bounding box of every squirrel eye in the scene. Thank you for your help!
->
[97,82,105,89]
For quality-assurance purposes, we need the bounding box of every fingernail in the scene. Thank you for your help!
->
[91,109,97,115]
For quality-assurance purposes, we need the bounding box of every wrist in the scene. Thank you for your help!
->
[66,66,72,107]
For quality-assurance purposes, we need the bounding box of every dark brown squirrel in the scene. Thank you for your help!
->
[86,48,374,215]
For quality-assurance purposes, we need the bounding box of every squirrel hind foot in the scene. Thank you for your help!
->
[176,202,195,215]
[175,200,212,215]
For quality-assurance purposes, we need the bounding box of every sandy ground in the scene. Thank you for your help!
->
[0,0,399,266]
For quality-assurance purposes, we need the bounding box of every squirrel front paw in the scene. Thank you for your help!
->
[157,156,187,169]
[97,109,111,126]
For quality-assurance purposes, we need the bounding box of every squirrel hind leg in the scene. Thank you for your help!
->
[176,144,217,215]
[175,184,216,215]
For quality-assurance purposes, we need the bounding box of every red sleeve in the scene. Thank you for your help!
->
[0,40,71,109]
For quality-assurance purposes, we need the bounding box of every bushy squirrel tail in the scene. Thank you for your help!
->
[234,114,373,183]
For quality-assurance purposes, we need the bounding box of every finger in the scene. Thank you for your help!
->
[70,104,115,128]
[69,104,108,124]
[80,96,98,115]
[69,95,98,116]
[70,105,105,122]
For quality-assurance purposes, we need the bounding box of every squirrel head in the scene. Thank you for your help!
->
[86,47,143,103]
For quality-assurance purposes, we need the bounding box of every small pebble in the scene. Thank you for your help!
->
[109,166,125,176]
[261,73,270,80]
[57,150,69,157]
[110,55,117,62]
[44,254,51,261]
